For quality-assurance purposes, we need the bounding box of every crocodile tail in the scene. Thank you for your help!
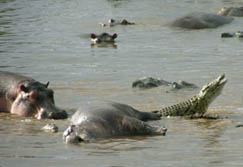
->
[152,96,198,117]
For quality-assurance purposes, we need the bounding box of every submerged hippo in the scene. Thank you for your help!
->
[171,12,233,29]
[132,77,171,89]
[218,7,243,17]
[221,31,243,38]
[0,71,67,119]
[100,18,135,27]
[90,32,117,44]
[63,101,166,143]
[132,77,198,90]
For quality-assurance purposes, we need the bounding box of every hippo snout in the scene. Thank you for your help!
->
[63,125,84,144]
[37,108,68,120]
[47,109,67,119]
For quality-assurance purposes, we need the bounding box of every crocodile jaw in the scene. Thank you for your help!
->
[198,74,227,105]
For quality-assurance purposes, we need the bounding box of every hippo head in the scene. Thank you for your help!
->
[11,82,67,119]
[90,33,117,44]
[63,123,99,144]
[217,7,230,16]
[217,7,243,17]
[63,125,86,144]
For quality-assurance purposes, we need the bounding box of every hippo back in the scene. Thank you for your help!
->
[0,71,34,96]
[71,101,160,125]
[71,101,141,124]
[171,12,233,29]
[68,101,163,141]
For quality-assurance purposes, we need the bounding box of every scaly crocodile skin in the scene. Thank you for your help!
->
[152,74,227,117]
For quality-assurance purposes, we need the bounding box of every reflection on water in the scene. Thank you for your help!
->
[91,43,118,49]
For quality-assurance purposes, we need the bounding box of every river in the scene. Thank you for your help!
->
[1,0,243,166]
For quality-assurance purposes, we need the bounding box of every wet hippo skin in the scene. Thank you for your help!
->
[171,12,233,29]
[0,71,67,119]
[63,101,166,143]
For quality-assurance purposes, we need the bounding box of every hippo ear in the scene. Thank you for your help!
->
[90,33,96,39]
[112,33,117,39]
[45,81,49,88]
[19,84,28,93]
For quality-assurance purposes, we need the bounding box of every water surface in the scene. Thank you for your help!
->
[1,0,243,166]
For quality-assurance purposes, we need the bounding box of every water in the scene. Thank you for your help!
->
[1,0,243,166]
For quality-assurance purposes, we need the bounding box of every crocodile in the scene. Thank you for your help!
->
[152,74,227,118]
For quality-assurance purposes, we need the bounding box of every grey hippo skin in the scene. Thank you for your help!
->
[132,77,171,89]
[63,101,166,143]
[221,31,243,38]
[0,71,67,119]
[171,12,233,29]
[100,18,135,27]
[218,7,243,17]
[63,74,227,144]
[90,32,117,44]
[132,77,198,90]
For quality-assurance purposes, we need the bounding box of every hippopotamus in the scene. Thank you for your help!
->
[90,32,118,44]
[132,77,171,89]
[171,12,233,29]
[221,31,243,38]
[132,77,198,90]
[171,80,198,89]
[218,7,243,17]
[0,71,67,119]
[63,101,167,143]
[100,18,135,27]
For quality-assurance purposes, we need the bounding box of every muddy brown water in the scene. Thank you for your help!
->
[1,0,243,166]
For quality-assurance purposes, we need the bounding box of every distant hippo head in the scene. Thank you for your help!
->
[90,33,117,44]
[11,83,67,119]
[218,7,243,17]
[100,19,135,27]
